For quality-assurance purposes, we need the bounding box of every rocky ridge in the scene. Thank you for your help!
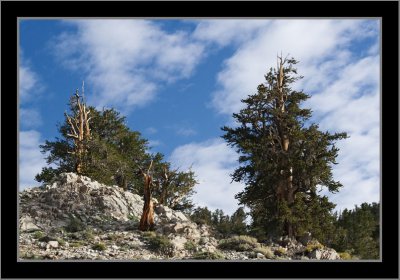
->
[19,173,340,260]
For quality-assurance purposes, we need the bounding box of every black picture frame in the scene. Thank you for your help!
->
[1,1,398,278]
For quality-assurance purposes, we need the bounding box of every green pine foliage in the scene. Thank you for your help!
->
[221,57,348,238]
[331,202,380,259]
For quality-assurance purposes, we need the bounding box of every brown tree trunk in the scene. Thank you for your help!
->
[275,56,295,238]
[139,162,155,231]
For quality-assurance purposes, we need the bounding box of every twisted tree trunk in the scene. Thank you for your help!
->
[65,89,91,174]
[139,161,155,231]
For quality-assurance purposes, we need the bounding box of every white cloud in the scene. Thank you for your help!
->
[169,138,244,215]
[193,19,270,47]
[20,108,43,129]
[19,65,38,103]
[19,130,47,190]
[148,139,162,148]
[52,20,204,112]
[19,53,44,129]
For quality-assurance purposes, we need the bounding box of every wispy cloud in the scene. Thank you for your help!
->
[20,108,43,129]
[148,139,162,148]
[19,55,44,105]
[176,127,197,137]
[19,130,47,190]
[169,138,244,215]
[145,127,158,135]
[193,19,270,47]
[52,20,205,113]
[19,53,44,129]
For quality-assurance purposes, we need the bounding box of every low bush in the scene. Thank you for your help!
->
[65,215,86,232]
[274,247,287,256]
[145,233,174,256]
[218,235,259,252]
[192,251,225,260]
[184,241,197,252]
[253,246,274,259]
[339,252,352,260]
[305,240,324,253]
[83,229,95,240]
[32,231,45,239]
[69,241,85,247]
[92,242,107,251]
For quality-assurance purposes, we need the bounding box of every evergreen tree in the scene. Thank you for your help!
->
[152,163,198,212]
[222,56,348,238]
[190,206,212,225]
[229,207,248,235]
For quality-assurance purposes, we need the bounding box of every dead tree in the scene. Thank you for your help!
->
[65,87,91,174]
[139,160,155,231]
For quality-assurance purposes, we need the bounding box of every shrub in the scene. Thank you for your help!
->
[339,252,352,260]
[69,241,85,247]
[145,233,174,256]
[56,238,66,246]
[65,215,86,232]
[184,241,197,252]
[83,229,94,240]
[192,251,225,260]
[274,247,287,256]
[218,235,259,252]
[92,242,107,251]
[305,240,324,253]
[32,231,45,239]
[253,246,274,259]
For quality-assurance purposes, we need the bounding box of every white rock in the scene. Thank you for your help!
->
[20,216,41,232]
[48,241,59,248]
[257,252,265,259]
[171,236,187,250]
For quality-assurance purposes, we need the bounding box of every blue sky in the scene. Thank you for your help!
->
[19,19,380,215]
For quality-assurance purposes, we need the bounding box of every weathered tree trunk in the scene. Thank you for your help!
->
[65,88,91,175]
[275,56,295,238]
[139,161,155,231]
[158,166,170,205]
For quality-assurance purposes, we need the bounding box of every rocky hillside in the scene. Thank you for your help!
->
[19,173,341,260]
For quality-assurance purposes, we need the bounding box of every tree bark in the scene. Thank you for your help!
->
[139,161,155,231]
[65,90,91,175]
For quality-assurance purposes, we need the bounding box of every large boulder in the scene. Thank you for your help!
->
[20,215,41,232]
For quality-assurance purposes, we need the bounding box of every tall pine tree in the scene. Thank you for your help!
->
[222,56,348,238]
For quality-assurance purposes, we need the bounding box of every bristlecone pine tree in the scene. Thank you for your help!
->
[222,56,348,238]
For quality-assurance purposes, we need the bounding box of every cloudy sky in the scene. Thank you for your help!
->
[19,19,380,215]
